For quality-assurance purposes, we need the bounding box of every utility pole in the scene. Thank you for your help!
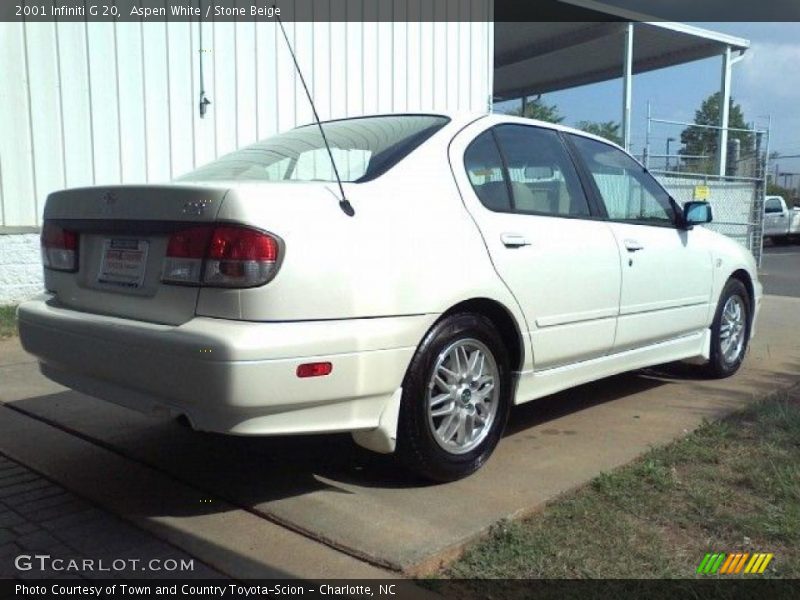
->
[644,100,651,168]
[780,172,797,188]
[621,23,634,151]
[718,46,732,176]
[666,137,675,171]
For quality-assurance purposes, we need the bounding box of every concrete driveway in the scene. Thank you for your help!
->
[2,293,799,575]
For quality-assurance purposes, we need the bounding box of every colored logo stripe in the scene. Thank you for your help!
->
[698,552,774,575]
[697,553,726,574]
[745,553,774,574]
[719,554,735,573]
[722,553,749,574]
[697,553,714,574]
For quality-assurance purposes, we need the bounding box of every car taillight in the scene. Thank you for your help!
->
[41,222,78,272]
[161,226,214,285]
[204,225,280,287]
[161,224,281,287]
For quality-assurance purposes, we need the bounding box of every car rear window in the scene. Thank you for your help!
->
[178,115,449,184]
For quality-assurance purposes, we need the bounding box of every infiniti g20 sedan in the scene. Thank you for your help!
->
[18,113,762,481]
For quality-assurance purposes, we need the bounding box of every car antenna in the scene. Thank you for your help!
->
[274,10,355,217]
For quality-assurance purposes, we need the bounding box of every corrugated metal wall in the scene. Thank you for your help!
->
[0,11,492,227]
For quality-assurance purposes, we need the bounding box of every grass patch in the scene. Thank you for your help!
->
[0,305,18,338]
[440,390,800,584]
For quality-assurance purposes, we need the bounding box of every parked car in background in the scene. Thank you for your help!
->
[18,113,762,482]
[763,195,800,244]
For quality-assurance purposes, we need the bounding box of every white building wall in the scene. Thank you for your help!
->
[0,10,493,303]
[0,234,40,304]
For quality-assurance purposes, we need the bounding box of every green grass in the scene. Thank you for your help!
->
[0,304,18,338]
[439,389,800,585]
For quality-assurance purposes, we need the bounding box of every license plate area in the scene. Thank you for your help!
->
[98,239,149,288]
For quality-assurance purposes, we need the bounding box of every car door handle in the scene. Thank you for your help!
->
[624,239,644,252]
[500,233,531,248]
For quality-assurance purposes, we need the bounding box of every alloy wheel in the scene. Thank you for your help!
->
[719,295,746,364]
[426,338,500,455]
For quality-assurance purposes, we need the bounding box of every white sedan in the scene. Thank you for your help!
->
[18,113,762,481]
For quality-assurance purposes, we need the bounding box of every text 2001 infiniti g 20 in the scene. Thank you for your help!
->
[18,113,762,481]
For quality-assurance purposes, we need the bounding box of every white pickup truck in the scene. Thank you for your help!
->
[763,195,800,244]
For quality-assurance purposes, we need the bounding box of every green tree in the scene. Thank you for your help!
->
[507,97,564,124]
[680,92,752,175]
[766,182,794,199]
[576,120,622,146]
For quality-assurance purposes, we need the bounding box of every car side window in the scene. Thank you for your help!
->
[569,135,677,225]
[764,198,783,213]
[494,125,591,217]
[464,130,512,212]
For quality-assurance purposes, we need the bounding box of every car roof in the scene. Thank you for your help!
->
[475,112,626,150]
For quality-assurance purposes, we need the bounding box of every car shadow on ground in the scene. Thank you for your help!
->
[505,370,666,437]
[8,358,798,520]
[5,367,681,512]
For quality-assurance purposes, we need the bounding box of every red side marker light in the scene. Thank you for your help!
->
[296,362,333,378]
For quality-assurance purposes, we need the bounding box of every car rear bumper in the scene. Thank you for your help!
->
[17,295,434,442]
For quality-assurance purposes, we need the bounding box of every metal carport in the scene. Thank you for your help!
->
[493,1,750,176]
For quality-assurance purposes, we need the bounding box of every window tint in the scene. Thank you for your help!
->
[494,125,591,217]
[178,115,449,183]
[764,198,784,213]
[464,131,512,212]
[570,135,676,225]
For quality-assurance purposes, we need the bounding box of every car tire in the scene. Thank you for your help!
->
[704,278,751,379]
[396,313,511,482]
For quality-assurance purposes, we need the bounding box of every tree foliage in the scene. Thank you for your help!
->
[576,120,622,146]
[767,182,798,204]
[680,92,752,175]
[507,97,564,124]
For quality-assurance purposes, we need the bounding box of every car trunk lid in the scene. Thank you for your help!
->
[42,185,228,325]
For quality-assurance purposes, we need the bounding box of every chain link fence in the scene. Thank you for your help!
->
[651,171,765,264]
[643,114,768,265]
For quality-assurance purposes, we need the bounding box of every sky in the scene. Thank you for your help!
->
[494,23,800,186]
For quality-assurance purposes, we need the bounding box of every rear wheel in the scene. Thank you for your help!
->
[397,313,511,482]
[704,279,751,378]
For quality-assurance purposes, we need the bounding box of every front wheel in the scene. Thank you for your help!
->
[397,313,511,482]
[704,279,751,378]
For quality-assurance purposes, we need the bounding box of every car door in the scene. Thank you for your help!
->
[566,134,713,352]
[763,197,785,236]
[452,123,621,370]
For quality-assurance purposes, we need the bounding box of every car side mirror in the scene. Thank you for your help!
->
[683,201,713,227]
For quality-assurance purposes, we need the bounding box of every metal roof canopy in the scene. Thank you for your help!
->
[493,1,750,175]
[493,21,749,99]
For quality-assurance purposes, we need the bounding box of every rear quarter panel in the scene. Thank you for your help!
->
[196,126,528,361]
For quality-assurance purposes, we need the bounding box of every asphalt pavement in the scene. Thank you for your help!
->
[760,243,800,298]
